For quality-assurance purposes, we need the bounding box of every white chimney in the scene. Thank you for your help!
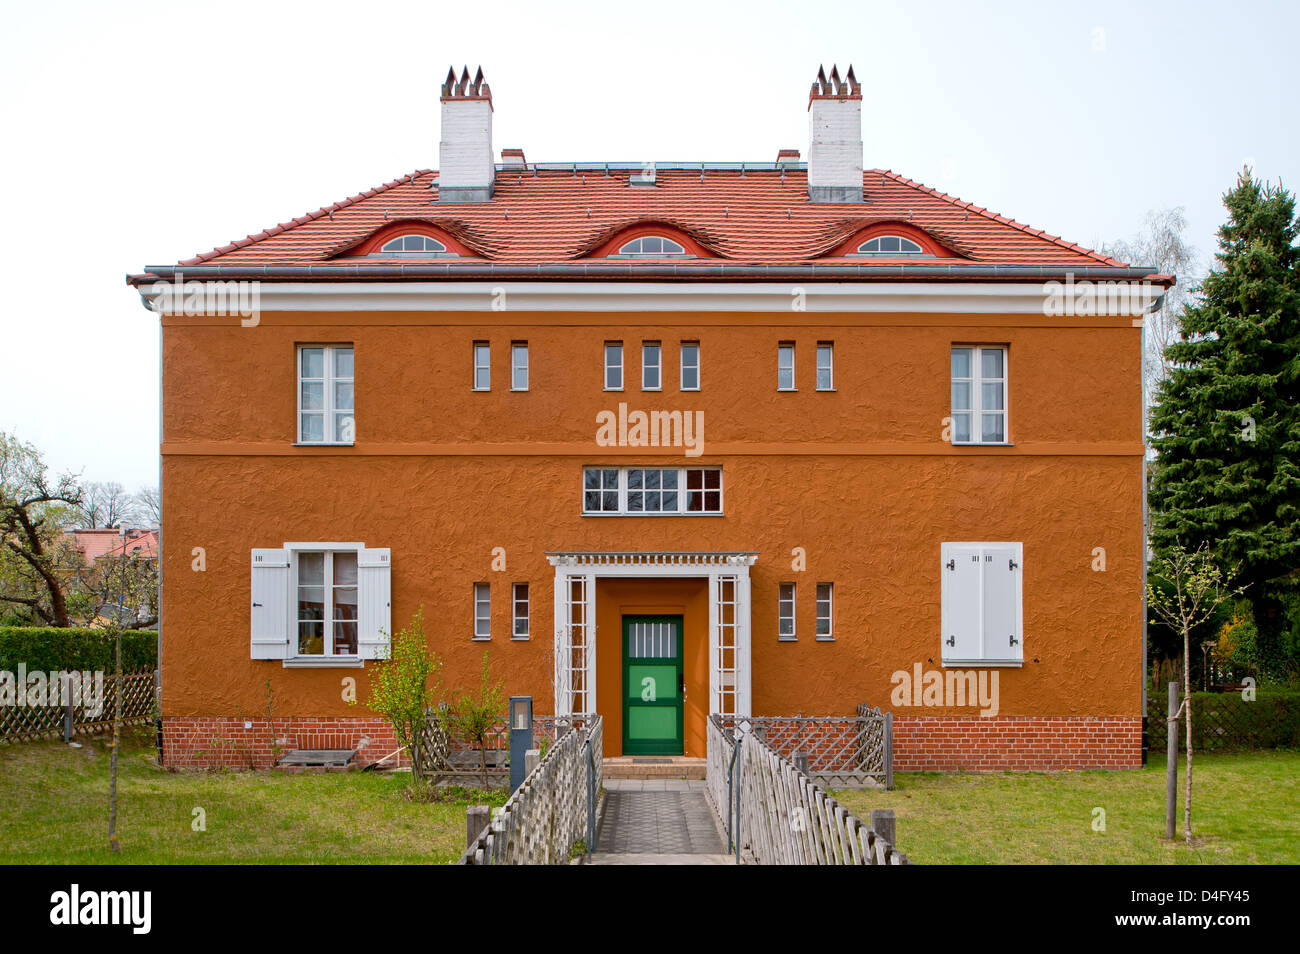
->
[438,66,494,202]
[807,65,863,203]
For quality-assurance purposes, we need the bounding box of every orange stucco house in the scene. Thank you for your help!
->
[128,66,1170,770]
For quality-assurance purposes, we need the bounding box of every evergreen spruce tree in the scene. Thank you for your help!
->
[1149,169,1300,595]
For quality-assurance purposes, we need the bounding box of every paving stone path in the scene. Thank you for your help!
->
[589,779,735,864]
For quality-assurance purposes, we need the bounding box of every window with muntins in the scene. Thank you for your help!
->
[680,341,700,391]
[473,583,491,640]
[513,583,529,639]
[582,467,722,515]
[940,542,1023,664]
[856,235,923,254]
[642,341,662,390]
[816,583,834,639]
[816,342,834,391]
[473,342,490,391]
[951,346,1007,444]
[378,234,447,255]
[778,583,796,640]
[296,551,358,657]
[512,342,529,391]
[617,236,686,256]
[298,345,354,444]
[605,342,624,390]
[778,343,796,391]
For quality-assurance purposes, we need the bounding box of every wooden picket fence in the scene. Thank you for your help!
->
[458,716,602,865]
[0,670,156,743]
[707,714,908,865]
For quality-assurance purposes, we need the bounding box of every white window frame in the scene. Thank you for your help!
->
[473,341,490,391]
[287,542,365,665]
[616,236,687,256]
[297,344,354,445]
[513,582,530,640]
[473,582,491,640]
[642,341,662,391]
[816,342,835,391]
[950,345,1009,445]
[605,342,624,391]
[581,466,723,516]
[377,234,448,256]
[940,541,1024,666]
[680,341,701,391]
[856,235,924,255]
[816,582,834,640]
[778,342,796,391]
[778,582,796,641]
[511,342,529,391]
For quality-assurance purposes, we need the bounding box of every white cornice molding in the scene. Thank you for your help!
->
[136,280,1167,316]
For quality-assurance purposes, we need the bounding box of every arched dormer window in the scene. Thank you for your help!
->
[375,234,449,256]
[616,236,686,256]
[856,235,924,255]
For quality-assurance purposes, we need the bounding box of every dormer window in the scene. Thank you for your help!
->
[375,235,448,257]
[856,236,923,255]
[617,236,686,257]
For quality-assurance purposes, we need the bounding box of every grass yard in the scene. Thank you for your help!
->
[0,728,505,864]
[835,751,1300,864]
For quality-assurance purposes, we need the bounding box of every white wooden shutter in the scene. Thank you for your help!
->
[982,545,1023,662]
[250,548,290,660]
[357,547,392,660]
[940,544,982,663]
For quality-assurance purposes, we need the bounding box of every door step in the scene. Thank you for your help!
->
[603,757,706,780]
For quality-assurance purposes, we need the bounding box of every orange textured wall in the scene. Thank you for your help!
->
[158,308,1144,754]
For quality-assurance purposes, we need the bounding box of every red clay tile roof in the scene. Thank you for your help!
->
[163,167,1126,270]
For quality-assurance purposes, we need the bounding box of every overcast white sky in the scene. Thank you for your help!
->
[1,0,1295,491]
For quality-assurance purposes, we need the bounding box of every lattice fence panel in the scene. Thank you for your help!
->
[1,670,157,743]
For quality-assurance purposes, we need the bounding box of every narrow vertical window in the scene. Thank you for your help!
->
[680,341,700,391]
[511,342,529,391]
[605,342,624,390]
[473,341,491,391]
[778,343,796,391]
[951,346,1007,444]
[642,341,662,391]
[816,583,834,640]
[778,582,796,640]
[816,342,834,391]
[298,345,354,444]
[512,583,530,639]
[473,582,491,640]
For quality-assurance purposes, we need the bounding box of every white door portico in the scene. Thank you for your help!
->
[547,551,756,720]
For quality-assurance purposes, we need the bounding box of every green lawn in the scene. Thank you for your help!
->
[0,729,504,864]
[835,751,1300,864]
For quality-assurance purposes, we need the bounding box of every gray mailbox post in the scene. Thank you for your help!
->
[509,696,533,793]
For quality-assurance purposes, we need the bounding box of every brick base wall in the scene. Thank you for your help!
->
[893,715,1142,770]
[162,716,401,769]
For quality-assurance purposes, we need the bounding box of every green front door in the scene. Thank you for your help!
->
[622,615,684,756]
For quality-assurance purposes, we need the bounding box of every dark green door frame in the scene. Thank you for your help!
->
[622,614,684,756]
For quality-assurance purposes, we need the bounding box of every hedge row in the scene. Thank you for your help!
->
[1146,690,1300,751]
[0,627,157,674]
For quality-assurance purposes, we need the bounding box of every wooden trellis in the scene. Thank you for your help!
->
[0,670,156,744]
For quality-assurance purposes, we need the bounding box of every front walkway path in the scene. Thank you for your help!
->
[588,779,735,865]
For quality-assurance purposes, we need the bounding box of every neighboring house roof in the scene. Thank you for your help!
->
[67,529,159,562]
[128,166,1168,284]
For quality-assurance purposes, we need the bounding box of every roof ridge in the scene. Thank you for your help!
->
[177,169,431,266]
[872,169,1123,267]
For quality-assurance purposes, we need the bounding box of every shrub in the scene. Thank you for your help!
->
[0,626,156,673]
